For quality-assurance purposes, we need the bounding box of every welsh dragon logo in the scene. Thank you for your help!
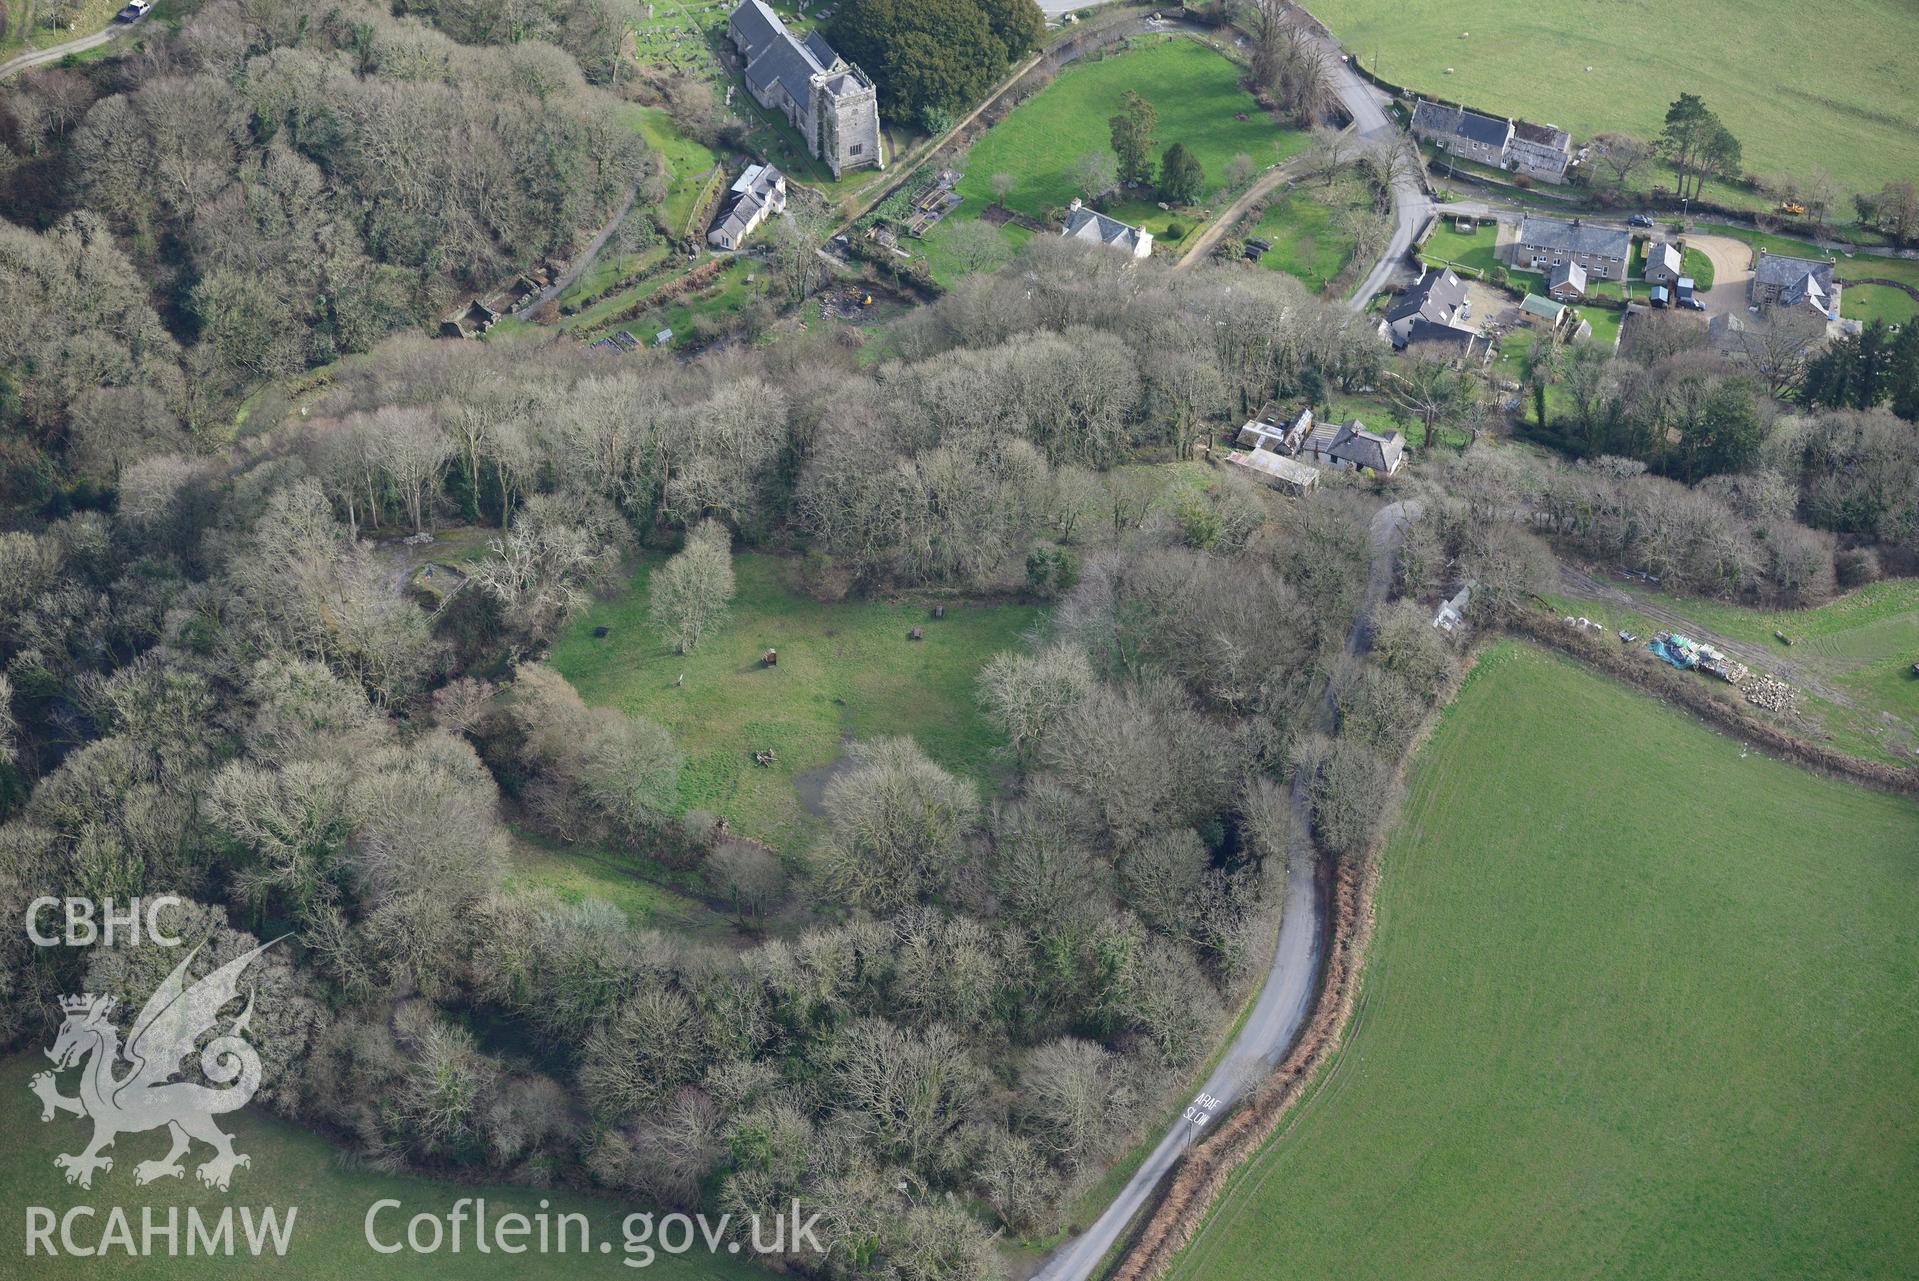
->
[29,941,280,1191]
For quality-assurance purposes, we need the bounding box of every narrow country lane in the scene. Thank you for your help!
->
[0,20,132,80]
[1032,499,1419,1281]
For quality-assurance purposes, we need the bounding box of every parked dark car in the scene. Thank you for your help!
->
[1627,213,1655,228]
[1682,297,1707,311]
[114,0,150,20]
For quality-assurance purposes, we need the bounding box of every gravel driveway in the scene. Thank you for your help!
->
[1686,233,1752,314]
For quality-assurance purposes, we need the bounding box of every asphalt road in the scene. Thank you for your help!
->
[1324,49,1429,310]
[1031,499,1418,1281]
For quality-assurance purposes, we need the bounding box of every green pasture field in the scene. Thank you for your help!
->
[1169,641,1919,1281]
[1314,0,1919,194]
[1547,576,1919,762]
[917,37,1307,283]
[0,1058,761,1280]
[549,552,1039,853]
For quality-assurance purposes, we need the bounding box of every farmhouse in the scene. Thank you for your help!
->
[1749,250,1839,316]
[1381,266,1471,347]
[727,0,881,178]
[1410,100,1513,167]
[1061,200,1153,258]
[1644,241,1683,286]
[708,163,788,250]
[1546,260,1588,301]
[1513,216,1630,281]
[1303,419,1406,475]
[1509,120,1573,182]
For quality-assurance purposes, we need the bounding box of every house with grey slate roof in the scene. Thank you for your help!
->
[1644,241,1683,286]
[1546,259,1588,301]
[708,163,787,250]
[1302,419,1405,475]
[1410,100,1513,167]
[1380,266,1471,347]
[1749,250,1839,316]
[728,0,881,178]
[1512,216,1630,282]
[1060,200,1153,258]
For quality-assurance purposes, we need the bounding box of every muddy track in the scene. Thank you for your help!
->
[1555,565,1854,707]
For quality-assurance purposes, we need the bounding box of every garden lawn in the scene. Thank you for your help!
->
[1247,183,1367,293]
[549,553,1039,853]
[1680,245,1715,291]
[961,38,1301,218]
[1311,0,1919,193]
[916,35,1306,281]
[1840,283,1919,327]
[1169,641,1919,1281]
[0,1058,762,1280]
[1419,220,1500,276]
[1549,577,1919,763]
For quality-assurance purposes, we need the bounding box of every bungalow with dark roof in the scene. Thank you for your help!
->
[1749,250,1839,317]
[1403,318,1485,366]
[1303,420,1406,476]
[1410,100,1513,167]
[1513,216,1630,282]
[1060,200,1152,258]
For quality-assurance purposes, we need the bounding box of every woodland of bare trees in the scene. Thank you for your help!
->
[0,0,650,439]
[0,237,1451,1281]
[2,0,1915,1258]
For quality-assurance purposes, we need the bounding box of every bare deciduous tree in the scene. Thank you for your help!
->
[649,518,736,654]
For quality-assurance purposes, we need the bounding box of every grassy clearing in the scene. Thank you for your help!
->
[628,104,719,233]
[1246,182,1367,293]
[916,37,1306,283]
[1315,0,1919,194]
[1548,577,1919,762]
[0,1055,761,1280]
[1170,641,1919,1281]
[505,829,734,936]
[548,552,1040,853]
